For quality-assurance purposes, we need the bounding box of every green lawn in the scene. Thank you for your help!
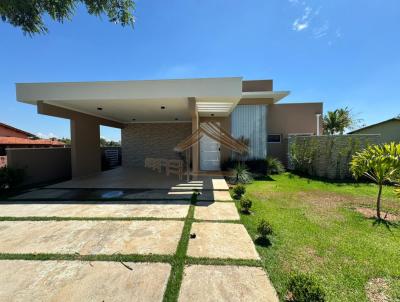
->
[237,173,400,302]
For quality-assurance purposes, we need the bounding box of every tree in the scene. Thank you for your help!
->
[323,107,359,135]
[350,142,400,219]
[0,0,135,35]
[100,137,120,147]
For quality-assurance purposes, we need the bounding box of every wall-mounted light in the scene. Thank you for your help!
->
[97,107,103,111]
[161,106,166,110]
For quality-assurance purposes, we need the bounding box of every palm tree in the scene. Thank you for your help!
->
[350,143,400,219]
[323,107,355,135]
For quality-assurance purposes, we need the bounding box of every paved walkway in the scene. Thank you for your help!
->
[0,191,278,301]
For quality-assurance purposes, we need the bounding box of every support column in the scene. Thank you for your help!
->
[70,118,101,178]
[189,97,199,174]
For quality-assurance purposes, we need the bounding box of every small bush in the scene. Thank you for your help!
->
[266,157,285,175]
[191,189,200,204]
[244,159,268,175]
[257,219,273,238]
[286,273,326,302]
[229,163,253,184]
[0,166,25,192]
[233,184,246,199]
[240,197,252,214]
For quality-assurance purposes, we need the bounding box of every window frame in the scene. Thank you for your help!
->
[267,133,282,144]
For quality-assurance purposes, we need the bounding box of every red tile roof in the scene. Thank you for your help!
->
[0,137,65,146]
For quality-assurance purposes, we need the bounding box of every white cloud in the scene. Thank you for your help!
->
[313,22,329,39]
[36,132,58,139]
[292,6,312,31]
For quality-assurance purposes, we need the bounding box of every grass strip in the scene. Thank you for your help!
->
[162,204,195,302]
[0,216,184,222]
[185,256,262,267]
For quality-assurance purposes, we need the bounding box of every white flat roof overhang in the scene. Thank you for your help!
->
[16,77,243,122]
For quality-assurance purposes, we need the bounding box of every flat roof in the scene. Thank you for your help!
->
[16,77,290,122]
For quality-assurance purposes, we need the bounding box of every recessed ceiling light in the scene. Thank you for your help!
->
[161,106,166,110]
[97,107,103,111]
[132,118,136,121]
[174,118,179,121]
[211,114,215,117]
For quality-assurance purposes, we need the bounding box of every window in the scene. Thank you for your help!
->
[267,134,281,143]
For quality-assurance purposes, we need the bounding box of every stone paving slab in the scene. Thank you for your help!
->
[179,265,278,302]
[194,202,239,221]
[187,222,259,259]
[212,190,233,201]
[0,260,170,302]
[0,202,189,218]
[0,220,183,255]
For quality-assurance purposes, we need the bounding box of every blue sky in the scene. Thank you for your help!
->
[1,0,399,141]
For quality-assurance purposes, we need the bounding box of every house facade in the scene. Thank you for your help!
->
[16,77,322,177]
[0,122,64,157]
[348,117,400,143]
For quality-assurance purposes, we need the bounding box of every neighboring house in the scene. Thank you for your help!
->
[0,122,65,157]
[16,77,323,177]
[348,117,400,143]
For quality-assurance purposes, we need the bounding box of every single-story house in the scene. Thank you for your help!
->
[348,117,400,143]
[16,77,323,178]
[0,122,64,156]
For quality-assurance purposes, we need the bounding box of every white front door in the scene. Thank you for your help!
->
[200,130,221,171]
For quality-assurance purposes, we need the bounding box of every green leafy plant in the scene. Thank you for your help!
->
[230,163,253,184]
[286,273,326,302]
[257,219,273,238]
[0,166,25,192]
[191,189,200,204]
[350,142,400,219]
[233,184,246,199]
[0,0,135,35]
[323,107,360,135]
[240,196,252,214]
[265,157,285,175]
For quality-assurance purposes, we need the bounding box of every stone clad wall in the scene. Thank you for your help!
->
[288,134,381,180]
[122,123,191,167]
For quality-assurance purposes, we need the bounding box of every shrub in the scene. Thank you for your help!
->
[233,184,246,199]
[229,163,253,184]
[350,142,400,219]
[191,189,200,204]
[286,273,326,302]
[0,167,25,192]
[223,158,285,177]
[257,219,273,238]
[244,159,268,175]
[265,157,285,175]
[240,196,252,214]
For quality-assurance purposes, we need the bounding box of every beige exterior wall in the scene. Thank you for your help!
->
[350,120,400,143]
[6,147,71,186]
[267,103,323,164]
[267,103,323,163]
[122,123,192,167]
[37,102,123,178]
[242,80,273,92]
[70,118,101,178]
